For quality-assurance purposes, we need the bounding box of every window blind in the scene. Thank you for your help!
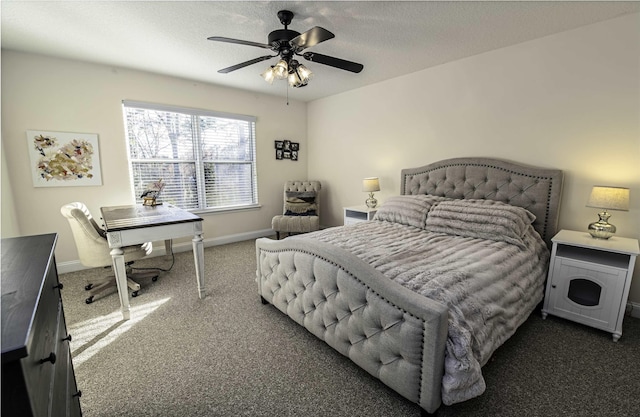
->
[122,101,258,211]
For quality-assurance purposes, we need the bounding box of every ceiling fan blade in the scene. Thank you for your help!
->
[218,55,275,74]
[290,26,335,50]
[302,52,363,73]
[207,36,272,50]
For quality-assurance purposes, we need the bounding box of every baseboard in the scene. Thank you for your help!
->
[628,301,640,319]
[56,228,275,274]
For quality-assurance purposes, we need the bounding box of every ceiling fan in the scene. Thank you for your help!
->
[207,10,363,88]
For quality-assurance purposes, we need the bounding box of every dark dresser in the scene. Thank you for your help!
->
[1,234,82,416]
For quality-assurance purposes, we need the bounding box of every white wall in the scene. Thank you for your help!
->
[1,139,20,237]
[1,51,307,263]
[307,14,640,303]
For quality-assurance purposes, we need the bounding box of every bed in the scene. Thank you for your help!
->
[255,157,563,414]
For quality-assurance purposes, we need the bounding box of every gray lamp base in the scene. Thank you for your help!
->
[365,193,378,209]
[588,211,616,239]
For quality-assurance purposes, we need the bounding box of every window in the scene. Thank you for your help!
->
[122,101,258,212]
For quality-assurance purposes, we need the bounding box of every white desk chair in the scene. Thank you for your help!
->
[60,202,159,304]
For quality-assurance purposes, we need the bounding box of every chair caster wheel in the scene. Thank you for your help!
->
[85,284,93,291]
[131,291,139,298]
[85,296,94,304]
[152,276,159,282]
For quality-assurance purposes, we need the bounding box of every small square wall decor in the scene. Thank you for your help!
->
[275,140,299,161]
[27,130,103,187]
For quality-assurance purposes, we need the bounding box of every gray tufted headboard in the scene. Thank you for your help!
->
[401,157,564,247]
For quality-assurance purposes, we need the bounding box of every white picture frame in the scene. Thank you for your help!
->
[27,130,103,187]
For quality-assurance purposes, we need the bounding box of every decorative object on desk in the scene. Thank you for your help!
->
[586,185,629,239]
[27,130,102,187]
[141,179,165,206]
[362,177,380,208]
[274,140,299,160]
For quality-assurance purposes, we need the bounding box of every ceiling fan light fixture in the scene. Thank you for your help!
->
[288,71,303,88]
[273,59,289,79]
[260,66,276,84]
[296,64,313,83]
[211,9,364,87]
[210,10,363,94]
[288,66,312,88]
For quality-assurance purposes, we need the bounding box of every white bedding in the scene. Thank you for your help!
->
[295,198,549,405]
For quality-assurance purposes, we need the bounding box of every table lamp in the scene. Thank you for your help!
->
[362,177,380,208]
[586,186,629,239]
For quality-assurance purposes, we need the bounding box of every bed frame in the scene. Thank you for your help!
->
[255,157,563,414]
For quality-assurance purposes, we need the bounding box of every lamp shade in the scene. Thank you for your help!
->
[288,71,302,88]
[273,59,289,79]
[362,177,380,193]
[586,186,630,211]
[297,64,313,83]
[260,67,276,84]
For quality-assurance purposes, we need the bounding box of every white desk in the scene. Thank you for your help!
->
[101,204,205,320]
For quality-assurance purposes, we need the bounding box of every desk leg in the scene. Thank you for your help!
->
[110,247,131,320]
[192,232,205,299]
[164,239,172,257]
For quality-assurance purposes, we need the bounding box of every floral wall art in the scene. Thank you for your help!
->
[27,130,102,187]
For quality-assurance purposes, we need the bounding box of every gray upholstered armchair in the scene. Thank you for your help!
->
[271,180,321,239]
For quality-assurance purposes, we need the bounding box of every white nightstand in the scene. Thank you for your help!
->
[344,205,377,225]
[542,229,639,341]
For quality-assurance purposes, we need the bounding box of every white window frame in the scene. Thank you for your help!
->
[122,100,259,213]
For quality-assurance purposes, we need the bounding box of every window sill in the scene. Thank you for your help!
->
[191,204,262,215]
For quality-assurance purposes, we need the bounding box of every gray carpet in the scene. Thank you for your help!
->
[59,239,640,417]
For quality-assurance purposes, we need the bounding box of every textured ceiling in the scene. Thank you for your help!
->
[2,1,639,102]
